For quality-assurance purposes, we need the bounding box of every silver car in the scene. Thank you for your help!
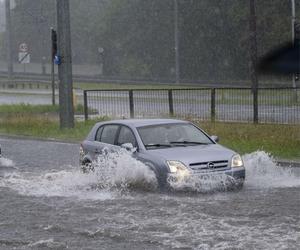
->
[80,119,245,189]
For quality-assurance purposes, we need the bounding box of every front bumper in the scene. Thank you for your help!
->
[168,166,246,183]
[223,166,245,180]
[191,166,246,181]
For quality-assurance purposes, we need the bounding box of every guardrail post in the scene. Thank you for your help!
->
[168,90,174,116]
[253,88,258,123]
[83,90,88,121]
[211,88,216,122]
[129,90,134,118]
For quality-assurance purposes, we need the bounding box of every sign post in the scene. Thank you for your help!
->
[18,43,30,73]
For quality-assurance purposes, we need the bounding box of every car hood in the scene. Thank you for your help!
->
[145,144,236,166]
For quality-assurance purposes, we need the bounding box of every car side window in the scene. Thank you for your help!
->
[95,126,104,142]
[100,125,119,145]
[117,126,136,147]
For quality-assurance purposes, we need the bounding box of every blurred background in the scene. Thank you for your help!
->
[0,0,299,86]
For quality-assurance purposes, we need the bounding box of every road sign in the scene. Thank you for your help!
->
[54,55,61,65]
[18,52,30,64]
[19,43,28,53]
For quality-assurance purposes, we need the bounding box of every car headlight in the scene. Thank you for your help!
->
[166,160,190,174]
[231,154,243,168]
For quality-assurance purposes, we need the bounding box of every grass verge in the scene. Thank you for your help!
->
[0,114,107,142]
[0,103,85,115]
[197,121,300,160]
[0,104,299,160]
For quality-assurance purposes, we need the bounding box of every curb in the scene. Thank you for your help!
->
[0,134,79,145]
[277,160,300,168]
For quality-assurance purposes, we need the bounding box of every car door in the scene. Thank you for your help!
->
[116,125,137,149]
[90,124,120,160]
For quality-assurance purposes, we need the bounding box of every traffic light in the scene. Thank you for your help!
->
[51,28,57,60]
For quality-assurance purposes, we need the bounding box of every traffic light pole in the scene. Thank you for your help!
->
[56,0,74,128]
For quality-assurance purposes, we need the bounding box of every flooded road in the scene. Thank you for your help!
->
[0,137,299,250]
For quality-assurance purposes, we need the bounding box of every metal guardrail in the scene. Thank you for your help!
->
[0,70,296,88]
[0,79,57,90]
[83,87,300,124]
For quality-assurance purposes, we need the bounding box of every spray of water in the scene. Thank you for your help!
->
[0,148,157,200]
[0,150,299,199]
[91,148,158,191]
[243,151,300,189]
[167,151,300,192]
[0,157,15,168]
[167,171,239,193]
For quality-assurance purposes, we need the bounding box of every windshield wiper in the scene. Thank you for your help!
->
[170,141,209,145]
[144,143,172,148]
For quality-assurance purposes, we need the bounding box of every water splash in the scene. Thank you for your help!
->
[0,169,115,200]
[243,151,300,189]
[167,150,300,192]
[1,150,298,198]
[167,173,239,193]
[0,157,15,168]
[0,148,157,199]
[91,148,158,191]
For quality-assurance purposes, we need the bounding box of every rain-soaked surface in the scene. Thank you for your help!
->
[0,137,299,250]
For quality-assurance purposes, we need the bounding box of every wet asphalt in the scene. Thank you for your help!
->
[0,137,299,250]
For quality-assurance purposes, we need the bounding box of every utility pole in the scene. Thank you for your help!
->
[174,0,180,84]
[249,0,259,123]
[291,0,298,102]
[291,0,297,88]
[51,27,57,106]
[5,0,13,80]
[56,0,74,128]
[291,0,296,87]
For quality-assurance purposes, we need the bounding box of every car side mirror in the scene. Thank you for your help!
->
[121,143,137,152]
[211,135,219,143]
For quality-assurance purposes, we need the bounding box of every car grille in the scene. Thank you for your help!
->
[189,160,229,172]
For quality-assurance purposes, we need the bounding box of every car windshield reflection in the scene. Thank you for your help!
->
[137,123,213,149]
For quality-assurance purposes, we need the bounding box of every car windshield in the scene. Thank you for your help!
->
[137,123,213,149]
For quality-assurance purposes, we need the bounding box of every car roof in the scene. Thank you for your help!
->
[97,118,190,128]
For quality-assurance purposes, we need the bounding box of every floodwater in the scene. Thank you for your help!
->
[0,138,299,250]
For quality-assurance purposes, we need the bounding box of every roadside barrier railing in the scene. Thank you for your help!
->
[83,87,300,124]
